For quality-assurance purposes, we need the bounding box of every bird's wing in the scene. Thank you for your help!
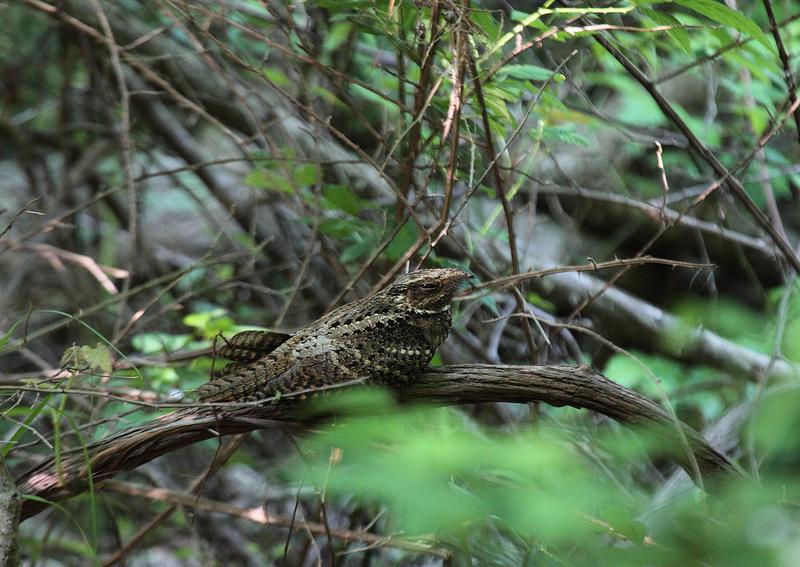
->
[215,330,292,363]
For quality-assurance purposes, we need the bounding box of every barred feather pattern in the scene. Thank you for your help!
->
[196,268,470,403]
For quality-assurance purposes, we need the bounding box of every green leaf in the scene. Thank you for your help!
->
[603,504,648,543]
[323,22,352,54]
[59,343,113,374]
[263,67,291,88]
[293,164,318,187]
[526,292,556,313]
[541,123,589,147]
[244,169,294,193]
[1,395,52,457]
[310,85,343,107]
[322,184,369,215]
[604,353,645,389]
[384,220,419,261]
[640,8,692,55]
[471,10,502,42]
[480,89,514,124]
[585,73,664,126]
[318,217,366,238]
[0,319,22,350]
[292,402,618,540]
[751,388,800,455]
[349,84,399,112]
[183,308,235,338]
[149,367,180,389]
[496,64,563,83]
[669,0,772,51]
[341,236,374,263]
[131,332,193,355]
[183,308,226,330]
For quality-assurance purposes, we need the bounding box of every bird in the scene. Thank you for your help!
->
[195,268,471,403]
[16,268,471,519]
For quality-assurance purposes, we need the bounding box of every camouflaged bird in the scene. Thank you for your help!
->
[196,268,471,403]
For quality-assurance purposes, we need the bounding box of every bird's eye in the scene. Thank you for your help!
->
[419,282,440,290]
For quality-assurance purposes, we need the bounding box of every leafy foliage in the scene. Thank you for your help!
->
[293,391,800,566]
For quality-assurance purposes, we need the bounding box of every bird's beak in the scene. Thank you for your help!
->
[446,269,472,286]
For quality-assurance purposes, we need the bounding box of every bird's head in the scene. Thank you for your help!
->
[382,268,472,314]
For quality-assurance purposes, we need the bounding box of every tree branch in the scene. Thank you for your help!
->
[589,28,800,274]
[443,232,799,383]
[17,364,743,521]
[0,456,20,565]
[102,480,451,560]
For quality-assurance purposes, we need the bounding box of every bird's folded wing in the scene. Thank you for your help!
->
[215,330,292,363]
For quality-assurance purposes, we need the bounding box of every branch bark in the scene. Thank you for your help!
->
[0,456,20,566]
[17,364,743,521]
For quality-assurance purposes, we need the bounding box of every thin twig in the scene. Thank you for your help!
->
[466,48,539,363]
[762,0,800,146]
[464,256,714,295]
[654,11,800,84]
[590,29,800,274]
[0,198,40,243]
[102,480,451,559]
[100,435,248,566]
[88,0,139,338]
[12,243,128,294]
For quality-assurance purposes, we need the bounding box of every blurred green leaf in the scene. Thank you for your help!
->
[182,308,235,338]
[341,235,373,263]
[59,343,113,374]
[541,122,589,146]
[131,332,193,355]
[293,164,318,187]
[751,387,800,457]
[322,184,370,215]
[323,22,352,54]
[319,217,367,238]
[263,67,291,87]
[292,400,625,540]
[670,0,773,51]
[471,10,502,42]
[0,319,21,350]
[244,169,293,193]
[496,64,564,83]
[639,8,692,55]
[384,220,419,261]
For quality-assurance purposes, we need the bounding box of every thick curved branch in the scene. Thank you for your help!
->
[17,364,742,521]
[403,365,740,479]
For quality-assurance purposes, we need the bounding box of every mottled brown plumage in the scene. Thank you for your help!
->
[196,268,471,403]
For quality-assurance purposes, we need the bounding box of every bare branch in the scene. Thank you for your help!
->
[102,480,450,560]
